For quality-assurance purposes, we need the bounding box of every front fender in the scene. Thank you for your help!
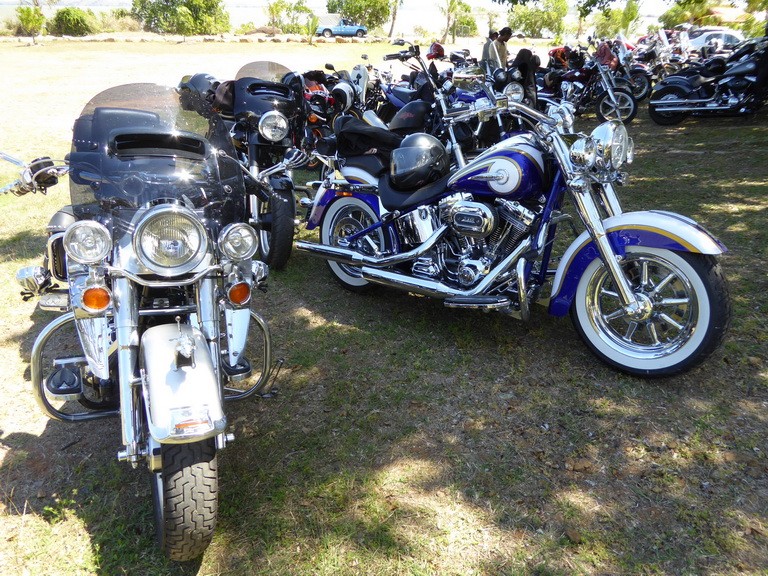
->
[140,323,225,444]
[270,174,297,217]
[548,210,727,316]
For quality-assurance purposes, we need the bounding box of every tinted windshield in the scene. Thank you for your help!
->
[236,61,293,82]
[68,83,245,222]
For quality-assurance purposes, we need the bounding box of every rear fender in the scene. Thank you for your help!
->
[140,323,225,444]
[306,188,382,230]
[548,210,727,316]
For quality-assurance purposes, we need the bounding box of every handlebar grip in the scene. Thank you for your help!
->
[383,53,401,61]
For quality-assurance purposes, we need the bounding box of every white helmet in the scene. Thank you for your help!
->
[331,82,355,112]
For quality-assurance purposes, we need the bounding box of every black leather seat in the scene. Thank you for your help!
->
[378,172,452,212]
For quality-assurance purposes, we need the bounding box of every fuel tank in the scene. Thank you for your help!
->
[388,101,433,136]
[447,133,547,201]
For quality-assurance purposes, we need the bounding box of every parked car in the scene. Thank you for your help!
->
[315,18,367,38]
[687,27,744,52]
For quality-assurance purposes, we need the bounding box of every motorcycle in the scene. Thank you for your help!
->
[296,99,731,377]
[537,49,639,124]
[2,82,299,560]
[648,36,768,125]
[181,61,309,270]
[613,34,653,101]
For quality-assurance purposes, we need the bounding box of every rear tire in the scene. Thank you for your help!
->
[319,197,388,292]
[152,439,218,562]
[648,86,688,125]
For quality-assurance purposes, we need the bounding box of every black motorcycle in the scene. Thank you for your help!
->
[182,61,308,269]
[648,37,768,124]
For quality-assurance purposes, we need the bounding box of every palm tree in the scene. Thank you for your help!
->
[388,0,403,38]
[439,0,460,43]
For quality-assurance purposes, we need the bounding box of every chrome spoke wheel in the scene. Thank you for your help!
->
[586,253,696,356]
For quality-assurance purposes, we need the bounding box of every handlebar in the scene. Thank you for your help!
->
[0,155,68,196]
[383,51,409,61]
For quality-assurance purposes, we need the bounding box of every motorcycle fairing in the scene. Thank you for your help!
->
[140,323,225,444]
[547,210,727,316]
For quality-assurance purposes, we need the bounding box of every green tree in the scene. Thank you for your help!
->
[49,7,98,36]
[592,0,639,38]
[266,0,288,29]
[16,5,45,41]
[455,12,478,37]
[326,0,391,29]
[493,0,632,18]
[440,0,471,43]
[132,0,230,34]
[507,0,566,39]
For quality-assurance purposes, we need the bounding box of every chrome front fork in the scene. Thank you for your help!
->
[570,182,647,318]
[112,277,143,466]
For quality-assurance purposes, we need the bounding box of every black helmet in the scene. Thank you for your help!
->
[390,133,449,190]
[178,72,219,115]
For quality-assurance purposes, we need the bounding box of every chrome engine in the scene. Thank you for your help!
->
[401,194,538,287]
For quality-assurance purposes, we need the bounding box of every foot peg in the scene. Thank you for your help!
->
[222,357,252,383]
[45,365,83,401]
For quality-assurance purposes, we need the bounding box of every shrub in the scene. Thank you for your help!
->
[49,7,97,36]
[16,6,45,37]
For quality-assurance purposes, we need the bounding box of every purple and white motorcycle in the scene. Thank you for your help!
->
[297,100,730,377]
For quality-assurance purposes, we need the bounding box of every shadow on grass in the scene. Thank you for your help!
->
[2,107,766,575]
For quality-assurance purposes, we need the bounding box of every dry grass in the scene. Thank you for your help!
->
[0,39,767,576]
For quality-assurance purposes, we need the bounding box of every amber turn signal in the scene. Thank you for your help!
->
[227,282,251,306]
[82,286,111,312]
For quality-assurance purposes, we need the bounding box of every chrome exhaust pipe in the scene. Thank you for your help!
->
[360,241,532,298]
[650,104,734,112]
[295,225,449,267]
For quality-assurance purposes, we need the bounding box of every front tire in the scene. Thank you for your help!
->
[255,189,295,270]
[319,197,388,292]
[355,29,364,37]
[152,439,218,561]
[595,87,637,124]
[648,85,688,125]
[571,247,730,377]
[322,29,332,38]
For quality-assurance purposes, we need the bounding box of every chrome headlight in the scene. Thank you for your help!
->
[502,82,525,103]
[63,221,111,264]
[570,137,597,169]
[134,205,208,276]
[218,223,258,261]
[258,110,290,142]
[591,121,630,170]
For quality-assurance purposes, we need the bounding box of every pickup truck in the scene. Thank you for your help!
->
[315,18,367,38]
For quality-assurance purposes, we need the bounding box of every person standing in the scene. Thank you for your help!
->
[491,27,512,69]
[481,30,499,64]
